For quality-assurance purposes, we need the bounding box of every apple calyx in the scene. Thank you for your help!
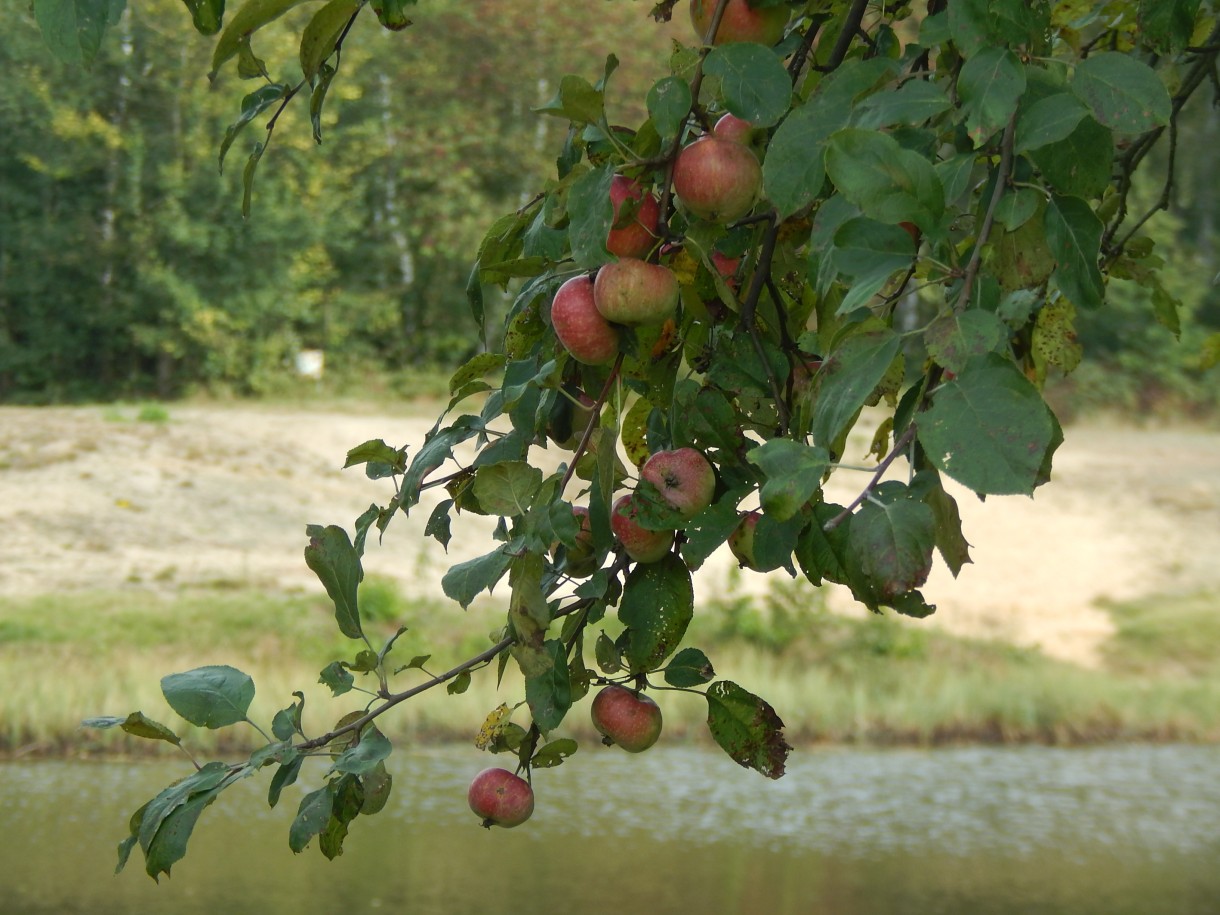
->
[591,684,663,753]
[467,767,535,829]
[639,447,716,520]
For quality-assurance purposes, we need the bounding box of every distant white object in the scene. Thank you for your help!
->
[296,349,325,379]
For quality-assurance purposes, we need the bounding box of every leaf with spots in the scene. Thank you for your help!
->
[705,680,791,779]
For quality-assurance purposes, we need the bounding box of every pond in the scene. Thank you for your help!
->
[3,744,1218,914]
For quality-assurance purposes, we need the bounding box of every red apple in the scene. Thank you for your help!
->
[727,509,761,570]
[468,767,535,828]
[593,258,679,326]
[607,176,661,259]
[690,0,789,46]
[551,274,619,365]
[591,684,663,752]
[611,493,675,563]
[673,136,762,224]
[711,250,742,291]
[640,447,716,520]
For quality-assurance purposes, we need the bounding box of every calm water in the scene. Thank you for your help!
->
[3,745,1219,914]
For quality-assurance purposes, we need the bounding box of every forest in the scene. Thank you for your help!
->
[3,0,1217,411]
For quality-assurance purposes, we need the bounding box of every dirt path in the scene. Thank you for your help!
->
[2,404,1217,666]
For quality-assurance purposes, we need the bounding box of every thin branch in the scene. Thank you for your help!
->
[557,351,624,496]
[956,112,1017,311]
[825,0,870,71]
[737,217,790,433]
[822,424,917,531]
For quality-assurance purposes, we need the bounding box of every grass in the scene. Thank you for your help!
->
[3,577,1219,758]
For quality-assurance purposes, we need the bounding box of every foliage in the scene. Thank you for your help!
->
[35,0,1220,880]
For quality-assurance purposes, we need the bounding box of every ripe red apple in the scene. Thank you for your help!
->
[713,113,754,144]
[591,684,663,752]
[690,0,789,46]
[711,250,742,291]
[593,258,679,326]
[611,493,675,563]
[551,274,619,365]
[468,767,535,828]
[727,509,761,570]
[673,136,762,224]
[640,447,716,520]
[607,176,661,259]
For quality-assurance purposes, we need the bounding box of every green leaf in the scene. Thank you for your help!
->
[847,482,935,600]
[271,695,305,741]
[924,310,1009,374]
[923,476,972,577]
[811,328,902,450]
[647,76,692,142]
[319,661,354,695]
[525,639,572,732]
[361,762,394,815]
[748,440,829,521]
[796,502,853,586]
[299,0,361,81]
[664,647,715,687]
[210,0,312,78]
[370,0,414,30]
[617,553,694,673]
[136,761,230,878]
[535,74,605,123]
[180,0,225,34]
[853,80,951,129]
[1045,195,1105,310]
[824,129,943,230]
[471,461,544,517]
[1072,52,1172,134]
[567,165,615,269]
[289,785,334,854]
[424,500,453,550]
[268,754,304,808]
[705,681,791,779]
[1139,0,1203,51]
[304,524,364,640]
[449,352,506,394]
[680,496,748,570]
[1014,92,1089,154]
[917,353,1059,495]
[161,666,254,729]
[531,737,578,768]
[763,104,832,219]
[308,60,338,143]
[958,47,1026,146]
[33,0,125,67]
[1029,115,1113,198]
[401,415,483,508]
[120,711,183,745]
[703,43,792,127]
[830,218,917,313]
[333,727,392,776]
[343,439,406,474]
[217,84,288,172]
[441,546,512,609]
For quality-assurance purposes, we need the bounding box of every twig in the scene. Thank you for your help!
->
[956,112,1017,311]
[822,424,916,531]
[557,351,624,496]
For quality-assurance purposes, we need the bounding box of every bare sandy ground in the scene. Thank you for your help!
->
[1,403,1217,666]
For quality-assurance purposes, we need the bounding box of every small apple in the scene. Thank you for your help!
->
[607,176,661,259]
[591,684,663,753]
[611,493,675,563]
[468,767,535,828]
[673,136,762,224]
[593,258,679,326]
[690,0,789,46]
[711,250,742,291]
[727,509,761,570]
[553,505,598,578]
[551,274,619,365]
[640,447,716,520]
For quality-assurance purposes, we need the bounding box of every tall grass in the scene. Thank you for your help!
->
[3,578,1218,758]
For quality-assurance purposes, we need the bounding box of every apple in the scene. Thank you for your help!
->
[713,113,754,144]
[591,684,663,752]
[607,176,661,259]
[690,0,789,46]
[611,493,675,563]
[727,509,761,570]
[593,258,679,325]
[550,274,619,365]
[711,250,742,291]
[640,447,716,520]
[547,387,597,450]
[673,136,762,224]
[553,505,598,578]
[468,767,535,828]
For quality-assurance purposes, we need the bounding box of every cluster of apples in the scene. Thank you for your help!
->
[470,0,792,832]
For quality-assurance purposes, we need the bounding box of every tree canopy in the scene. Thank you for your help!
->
[28,0,1220,880]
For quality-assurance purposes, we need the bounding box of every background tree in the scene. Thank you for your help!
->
[25,0,1220,879]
